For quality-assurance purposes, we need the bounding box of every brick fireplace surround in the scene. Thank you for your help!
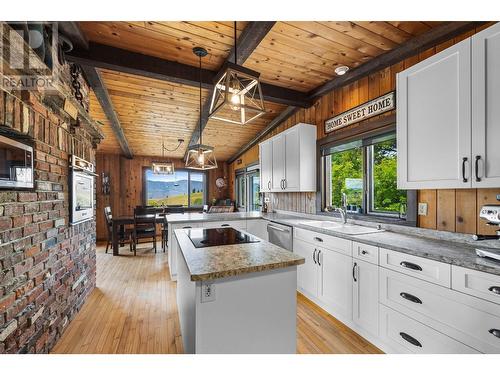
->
[0,90,97,353]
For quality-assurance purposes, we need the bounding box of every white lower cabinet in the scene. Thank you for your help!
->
[294,237,352,321]
[168,223,200,280]
[352,259,379,338]
[319,247,352,320]
[294,238,319,298]
[379,305,479,354]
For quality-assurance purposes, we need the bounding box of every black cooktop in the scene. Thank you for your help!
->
[186,227,260,248]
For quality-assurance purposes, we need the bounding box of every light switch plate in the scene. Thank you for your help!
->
[201,282,216,303]
[418,202,428,216]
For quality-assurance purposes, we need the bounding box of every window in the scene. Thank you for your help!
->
[235,165,261,212]
[236,173,246,210]
[144,169,206,208]
[323,132,409,218]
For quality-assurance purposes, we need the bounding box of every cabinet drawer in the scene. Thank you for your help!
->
[380,268,500,353]
[294,227,351,256]
[352,241,379,265]
[452,265,500,305]
[380,305,479,353]
[379,247,451,287]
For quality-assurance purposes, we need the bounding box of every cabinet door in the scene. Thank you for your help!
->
[259,141,272,192]
[271,134,285,191]
[353,259,379,337]
[397,39,471,189]
[284,127,300,191]
[293,238,318,298]
[472,23,500,187]
[319,247,352,320]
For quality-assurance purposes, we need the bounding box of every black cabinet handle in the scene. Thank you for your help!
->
[183,226,192,229]
[313,249,317,264]
[284,179,287,189]
[462,157,468,183]
[317,250,322,266]
[400,292,423,304]
[475,155,482,182]
[488,286,500,295]
[400,332,422,347]
[268,181,271,190]
[361,250,368,255]
[400,261,422,271]
[353,262,357,282]
[221,224,230,227]
[314,237,323,242]
[489,329,500,339]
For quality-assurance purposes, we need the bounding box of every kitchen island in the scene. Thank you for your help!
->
[174,227,304,354]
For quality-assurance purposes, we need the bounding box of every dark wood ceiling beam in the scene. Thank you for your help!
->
[186,22,279,154]
[307,21,487,100]
[81,65,133,159]
[227,106,298,164]
[58,22,88,50]
[66,42,310,108]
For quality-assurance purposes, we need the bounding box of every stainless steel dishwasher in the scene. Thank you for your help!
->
[267,222,293,251]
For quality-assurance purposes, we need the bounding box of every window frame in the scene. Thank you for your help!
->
[142,167,207,208]
[318,121,416,224]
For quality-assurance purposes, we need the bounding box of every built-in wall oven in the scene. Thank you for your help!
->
[70,155,97,225]
[0,134,34,189]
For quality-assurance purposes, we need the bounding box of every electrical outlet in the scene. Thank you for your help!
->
[264,197,270,203]
[418,202,428,216]
[201,282,216,303]
[496,194,500,201]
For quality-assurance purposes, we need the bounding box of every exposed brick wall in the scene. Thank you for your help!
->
[0,91,96,353]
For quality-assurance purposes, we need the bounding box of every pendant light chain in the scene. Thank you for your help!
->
[199,53,202,146]
[234,21,237,64]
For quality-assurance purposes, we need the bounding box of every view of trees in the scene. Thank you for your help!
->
[329,137,406,215]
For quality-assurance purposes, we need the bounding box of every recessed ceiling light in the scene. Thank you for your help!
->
[335,65,349,76]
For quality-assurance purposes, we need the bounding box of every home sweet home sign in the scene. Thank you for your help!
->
[325,91,395,134]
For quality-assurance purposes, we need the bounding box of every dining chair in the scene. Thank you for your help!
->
[132,206,157,255]
[104,206,133,253]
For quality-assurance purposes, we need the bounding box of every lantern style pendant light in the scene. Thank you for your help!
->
[185,47,218,171]
[208,22,266,125]
[152,138,184,175]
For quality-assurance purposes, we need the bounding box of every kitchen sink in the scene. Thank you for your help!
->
[299,221,383,235]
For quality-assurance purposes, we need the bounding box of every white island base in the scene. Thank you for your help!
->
[177,257,298,354]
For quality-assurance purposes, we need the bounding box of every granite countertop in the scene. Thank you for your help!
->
[166,210,500,276]
[263,213,500,277]
[167,211,262,224]
[174,228,305,281]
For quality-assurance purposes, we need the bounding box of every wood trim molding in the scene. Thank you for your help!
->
[81,65,133,159]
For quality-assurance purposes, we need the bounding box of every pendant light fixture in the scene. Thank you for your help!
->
[208,21,266,125]
[152,138,184,175]
[185,47,218,171]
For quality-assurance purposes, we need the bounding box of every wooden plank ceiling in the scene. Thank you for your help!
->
[79,21,444,160]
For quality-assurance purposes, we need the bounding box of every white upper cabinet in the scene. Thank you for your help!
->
[397,39,471,189]
[472,23,500,187]
[259,140,272,192]
[259,123,316,193]
[397,22,500,189]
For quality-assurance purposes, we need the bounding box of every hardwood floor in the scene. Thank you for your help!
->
[51,242,381,354]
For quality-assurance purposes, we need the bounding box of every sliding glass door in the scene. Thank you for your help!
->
[235,164,261,212]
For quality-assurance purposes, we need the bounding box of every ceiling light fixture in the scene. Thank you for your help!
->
[335,65,350,76]
[185,47,218,171]
[152,138,184,175]
[208,21,266,125]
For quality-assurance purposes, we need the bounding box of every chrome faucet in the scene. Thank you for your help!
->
[336,193,348,224]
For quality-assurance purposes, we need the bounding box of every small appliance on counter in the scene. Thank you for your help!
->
[474,204,500,261]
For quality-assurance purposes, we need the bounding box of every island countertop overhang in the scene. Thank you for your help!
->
[174,228,305,281]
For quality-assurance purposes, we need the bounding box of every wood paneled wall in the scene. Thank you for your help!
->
[229,23,500,235]
[95,154,229,240]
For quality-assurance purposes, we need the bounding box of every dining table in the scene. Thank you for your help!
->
[111,213,165,256]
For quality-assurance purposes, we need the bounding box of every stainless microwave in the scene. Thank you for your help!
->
[0,134,34,189]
